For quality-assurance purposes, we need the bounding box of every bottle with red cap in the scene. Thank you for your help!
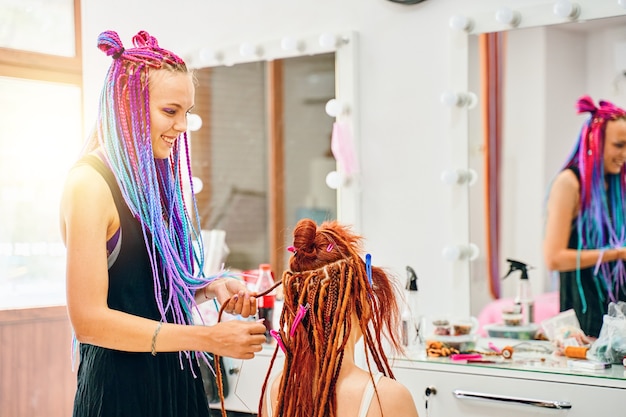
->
[255,263,275,343]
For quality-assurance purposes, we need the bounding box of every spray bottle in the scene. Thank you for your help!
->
[503,258,534,325]
[401,265,420,350]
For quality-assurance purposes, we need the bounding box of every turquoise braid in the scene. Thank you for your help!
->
[560,96,626,312]
[89,30,236,368]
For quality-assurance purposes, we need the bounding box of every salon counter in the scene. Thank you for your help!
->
[391,339,625,417]
[210,339,625,416]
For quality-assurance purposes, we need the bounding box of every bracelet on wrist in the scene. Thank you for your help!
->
[151,321,163,356]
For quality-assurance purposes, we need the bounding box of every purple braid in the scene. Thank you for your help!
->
[556,95,626,310]
[86,30,219,369]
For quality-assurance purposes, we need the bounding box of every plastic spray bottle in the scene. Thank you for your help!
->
[401,265,420,350]
[255,263,275,343]
[503,258,534,325]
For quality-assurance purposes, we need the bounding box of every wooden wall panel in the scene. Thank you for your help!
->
[0,306,76,417]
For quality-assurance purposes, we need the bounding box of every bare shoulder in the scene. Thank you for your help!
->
[59,160,115,240]
[374,376,419,417]
[61,163,111,212]
[551,168,579,191]
[547,169,580,214]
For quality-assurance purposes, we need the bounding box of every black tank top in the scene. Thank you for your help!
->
[71,154,209,417]
[559,166,622,337]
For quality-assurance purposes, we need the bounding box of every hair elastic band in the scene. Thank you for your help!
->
[365,253,372,286]
[112,47,125,59]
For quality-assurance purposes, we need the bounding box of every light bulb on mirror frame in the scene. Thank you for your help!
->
[239,42,262,58]
[441,243,480,262]
[187,114,203,132]
[440,168,477,186]
[553,0,580,20]
[325,98,346,117]
[325,170,346,189]
[318,33,338,49]
[191,176,204,194]
[198,47,223,65]
[440,91,478,109]
[495,7,521,27]
[449,14,474,32]
[281,36,304,52]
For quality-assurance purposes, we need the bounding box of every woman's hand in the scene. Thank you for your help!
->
[206,278,257,318]
[207,320,267,359]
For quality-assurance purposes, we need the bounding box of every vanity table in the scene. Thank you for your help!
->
[209,337,625,416]
[391,341,625,417]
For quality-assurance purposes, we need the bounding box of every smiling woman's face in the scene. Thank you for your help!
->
[148,70,195,160]
[603,118,626,175]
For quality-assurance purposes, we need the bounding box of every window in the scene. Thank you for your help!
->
[0,0,82,308]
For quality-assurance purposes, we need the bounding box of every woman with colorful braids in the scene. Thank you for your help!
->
[59,30,266,417]
[544,95,626,338]
[260,218,419,417]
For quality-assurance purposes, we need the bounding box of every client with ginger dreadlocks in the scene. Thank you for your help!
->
[259,218,419,417]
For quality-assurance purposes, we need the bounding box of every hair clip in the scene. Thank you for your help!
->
[326,243,334,252]
[365,253,373,286]
[270,329,286,353]
[287,245,296,254]
[290,303,310,337]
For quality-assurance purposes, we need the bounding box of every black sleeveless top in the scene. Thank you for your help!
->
[559,166,626,338]
[71,155,210,417]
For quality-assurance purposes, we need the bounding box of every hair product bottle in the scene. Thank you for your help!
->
[255,263,275,343]
[503,258,534,325]
[401,266,420,350]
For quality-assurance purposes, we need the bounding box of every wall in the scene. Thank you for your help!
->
[79,0,626,320]
[0,307,76,416]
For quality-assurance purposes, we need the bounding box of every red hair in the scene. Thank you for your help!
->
[260,218,402,417]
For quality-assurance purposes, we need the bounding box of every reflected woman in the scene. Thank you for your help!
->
[544,95,626,338]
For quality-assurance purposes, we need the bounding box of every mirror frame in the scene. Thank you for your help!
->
[447,0,626,317]
[181,31,360,270]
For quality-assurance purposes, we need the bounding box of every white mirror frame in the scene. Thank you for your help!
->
[183,30,361,230]
[447,0,626,317]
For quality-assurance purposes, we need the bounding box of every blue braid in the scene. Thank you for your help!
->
[92,35,233,345]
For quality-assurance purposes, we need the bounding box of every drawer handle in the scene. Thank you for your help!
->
[453,389,572,410]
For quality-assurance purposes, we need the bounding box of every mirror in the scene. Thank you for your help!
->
[184,32,358,273]
[466,11,626,322]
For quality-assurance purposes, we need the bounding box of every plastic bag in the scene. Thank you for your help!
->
[588,301,626,364]
[540,309,591,354]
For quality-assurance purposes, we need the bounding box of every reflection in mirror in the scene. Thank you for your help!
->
[468,15,626,322]
[189,51,338,272]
